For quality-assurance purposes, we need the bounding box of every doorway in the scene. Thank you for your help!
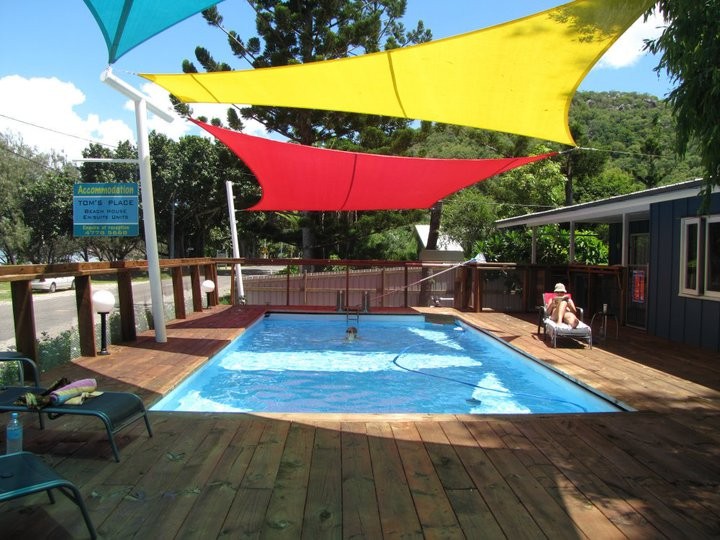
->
[626,232,649,328]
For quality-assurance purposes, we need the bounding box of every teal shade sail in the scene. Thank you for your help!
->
[83,0,223,64]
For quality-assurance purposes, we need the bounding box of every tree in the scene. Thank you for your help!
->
[0,133,34,263]
[484,150,565,218]
[440,191,496,257]
[645,1,720,203]
[181,1,431,260]
[20,171,76,264]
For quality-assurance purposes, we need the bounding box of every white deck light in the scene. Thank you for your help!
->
[92,289,115,355]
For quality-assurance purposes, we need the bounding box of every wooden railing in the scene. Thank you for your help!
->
[0,259,219,362]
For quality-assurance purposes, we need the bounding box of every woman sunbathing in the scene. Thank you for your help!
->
[546,283,580,328]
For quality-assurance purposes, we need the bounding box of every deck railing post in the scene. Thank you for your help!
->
[117,271,136,342]
[204,264,218,307]
[74,275,96,358]
[172,266,186,319]
[404,266,409,308]
[11,280,39,362]
[190,265,203,312]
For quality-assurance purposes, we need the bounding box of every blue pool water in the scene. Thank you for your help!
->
[151,313,624,414]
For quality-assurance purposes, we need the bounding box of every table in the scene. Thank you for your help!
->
[590,311,619,341]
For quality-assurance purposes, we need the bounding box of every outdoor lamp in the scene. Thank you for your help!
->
[92,289,115,356]
[201,280,215,308]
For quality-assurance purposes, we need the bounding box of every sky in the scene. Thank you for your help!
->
[0,1,670,162]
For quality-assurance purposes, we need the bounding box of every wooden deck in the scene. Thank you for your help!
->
[2,305,720,539]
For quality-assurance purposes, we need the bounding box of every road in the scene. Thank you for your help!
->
[0,275,232,349]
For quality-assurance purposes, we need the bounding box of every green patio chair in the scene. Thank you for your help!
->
[0,356,153,462]
[0,451,97,539]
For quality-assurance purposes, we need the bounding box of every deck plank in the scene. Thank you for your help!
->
[441,419,545,540]
[391,422,464,538]
[366,421,423,539]
[487,418,626,540]
[261,422,314,538]
[174,419,267,539]
[341,422,383,539]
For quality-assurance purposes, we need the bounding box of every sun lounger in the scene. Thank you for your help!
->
[538,293,593,349]
[544,319,593,349]
[0,451,97,539]
[0,356,153,462]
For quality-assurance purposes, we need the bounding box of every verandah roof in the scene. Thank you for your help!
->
[193,119,556,211]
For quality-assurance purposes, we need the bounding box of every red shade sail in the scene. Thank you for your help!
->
[193,119,556,211]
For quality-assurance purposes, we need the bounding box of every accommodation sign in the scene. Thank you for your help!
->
[73,183,139,237]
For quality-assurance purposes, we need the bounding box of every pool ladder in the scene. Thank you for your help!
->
[346,307,360,326]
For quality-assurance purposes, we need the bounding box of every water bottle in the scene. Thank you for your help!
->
[6,412,22,454]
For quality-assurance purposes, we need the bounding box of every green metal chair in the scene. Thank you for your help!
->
[0,451,97,539]
[0,356,153,462]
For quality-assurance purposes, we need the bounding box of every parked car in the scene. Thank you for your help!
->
[31,276,75,293]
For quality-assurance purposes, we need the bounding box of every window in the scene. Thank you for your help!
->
[706,216,720,299]
[680,217,701,295]
[679,214,720,300]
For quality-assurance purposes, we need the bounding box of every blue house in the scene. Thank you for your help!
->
[496,179,720,352]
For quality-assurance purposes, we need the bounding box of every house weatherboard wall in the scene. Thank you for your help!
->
[496,179,720,352]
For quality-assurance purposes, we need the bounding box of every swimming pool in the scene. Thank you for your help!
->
[151,313,624,414]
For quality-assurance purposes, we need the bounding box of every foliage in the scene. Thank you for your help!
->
[0,134,34,263]
[570,91,703,191]
[440,189,496,256]
[37,329,81,372]
[475,225,608,265]
[352,224,419,261]
[645,1,720,204]
[0,133,80,264]
[483,151,566,219]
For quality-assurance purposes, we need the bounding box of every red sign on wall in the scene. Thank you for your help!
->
[632,270,646,303]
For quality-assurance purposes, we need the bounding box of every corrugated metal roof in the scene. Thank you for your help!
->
[495,179,706,228]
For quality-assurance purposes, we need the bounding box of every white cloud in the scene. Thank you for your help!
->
[598,11,665,69]
[0,75,273,163]
[0,75,134,160]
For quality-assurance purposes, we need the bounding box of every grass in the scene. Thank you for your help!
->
[0,282,10,303]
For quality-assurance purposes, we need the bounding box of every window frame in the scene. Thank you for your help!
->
[704,215,720,300]
[679,216,702,296]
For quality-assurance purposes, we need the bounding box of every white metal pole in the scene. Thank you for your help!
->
[225,181,245,300]
[135,99,167,342]
[101,68,173,343]
[621,212,630,266]
[531,226,537,265]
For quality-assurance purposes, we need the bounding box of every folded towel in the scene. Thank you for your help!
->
[14,378,103,408]
[50,378,103,405]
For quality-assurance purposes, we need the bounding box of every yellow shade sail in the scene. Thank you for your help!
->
[142,0,653,146]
